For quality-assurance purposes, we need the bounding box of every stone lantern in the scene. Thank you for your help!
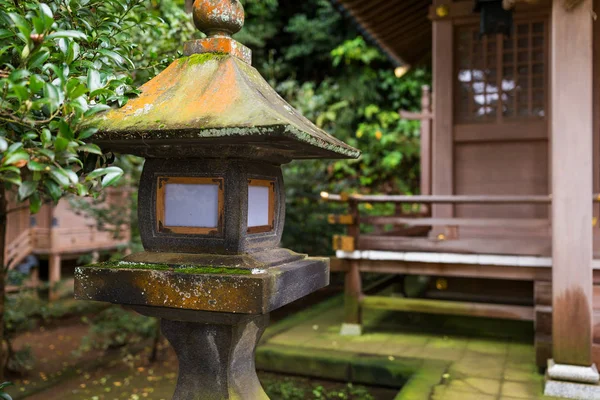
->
[74,1,359,399]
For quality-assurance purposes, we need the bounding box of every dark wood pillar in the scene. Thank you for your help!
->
[551,0,594,367]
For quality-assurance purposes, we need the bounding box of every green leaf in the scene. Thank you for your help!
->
[2,174,21,186]
[77,127,98,140]
[9,70,30,82]
[8,13,31,41]
[58,120,74,141]
[27,160,46,171]
[46,30,87,41]
[28,49,50,70]
[2,150,29,166]
[44,180,61,201]
[78,144,102,155]
[97,48,133,68]
[0,382,14,390]
[0,167,20,174]
[0,30,13,40]
[83,105,110,117]
[0,137,7,153]
[85,166,122,181]
[75,183,89,196]
[40,129,51,146]
[29,74,45,93]
[43,83,59,112]
[32,16,45,35]
[11,85,29,102]
[101,169,123,187]
[29,192,42,214]
[54,136,69,153]
[39,3,54,30]
[87,69,102,92]
[18,180,37,200]
[69,83,87,99]
[49,168,71,188]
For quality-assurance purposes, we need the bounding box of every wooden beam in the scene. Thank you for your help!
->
[361,296,535,321]
[333,235,355,252]
[323,193,600,204]
[432,18,454,229]
[360,216,550,229]
[323,194,553,204]
[353,259,551,282]
[551,0,594,367]
[357,236,552,257]
[328,214,355,225]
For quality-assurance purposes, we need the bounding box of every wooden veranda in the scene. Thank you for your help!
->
[4,189,130,299]
[328,0,600,392]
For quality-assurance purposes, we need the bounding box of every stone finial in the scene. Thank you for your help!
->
[184,0,252,64]
[192,0,245,37]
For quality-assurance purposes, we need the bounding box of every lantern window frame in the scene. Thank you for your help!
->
[156,176,225,236]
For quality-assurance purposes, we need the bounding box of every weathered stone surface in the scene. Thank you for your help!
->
[89,53,360,160]
[74,255,329,314]
[547,359,600,384]
[161,313,269,400]
[545,377,600,399]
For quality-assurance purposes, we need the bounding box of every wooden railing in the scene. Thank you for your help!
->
[323,193,600,256]
[4,228,32,270]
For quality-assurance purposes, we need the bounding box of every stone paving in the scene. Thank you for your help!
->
[258,299,561,400]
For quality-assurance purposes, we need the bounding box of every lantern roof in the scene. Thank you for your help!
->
[90,0,360,161]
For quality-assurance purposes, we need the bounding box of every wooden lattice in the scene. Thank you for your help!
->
[455,19,547,123]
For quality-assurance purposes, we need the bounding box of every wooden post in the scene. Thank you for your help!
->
[594,0,600,252]
[550,0,594,368]
[420,85,432,200]
[49,253,61,301]
[341,260,362,335]
[431,11,454,233]
[340,200,363,335]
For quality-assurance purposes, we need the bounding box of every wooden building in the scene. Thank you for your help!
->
[4,190,130,298]
[327,0,600,395]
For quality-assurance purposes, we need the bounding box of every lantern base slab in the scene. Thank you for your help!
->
[74,252,329,314]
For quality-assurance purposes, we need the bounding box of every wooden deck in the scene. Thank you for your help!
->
[4,190,130,298]
[330,251,600,368]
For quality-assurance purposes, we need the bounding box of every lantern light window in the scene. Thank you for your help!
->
[247,179,275,233]
[156,177,224,235]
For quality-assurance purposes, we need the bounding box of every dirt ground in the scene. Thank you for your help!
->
[4,286,396,400]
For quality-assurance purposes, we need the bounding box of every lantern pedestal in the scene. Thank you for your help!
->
[75,256,327,399]
[139,308,269,400]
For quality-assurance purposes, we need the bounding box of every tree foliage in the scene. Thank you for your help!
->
[1,0,430,253]
[236,0,432,254]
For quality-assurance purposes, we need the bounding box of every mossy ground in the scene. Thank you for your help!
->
[258,298,556,400]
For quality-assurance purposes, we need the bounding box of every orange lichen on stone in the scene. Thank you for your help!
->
[192,0,245,37]
[179,59,240,122]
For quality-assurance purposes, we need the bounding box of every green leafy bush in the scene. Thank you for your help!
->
[79,306,156,352]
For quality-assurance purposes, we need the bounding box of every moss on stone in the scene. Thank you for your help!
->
[88,261,171,271]
[184,52,228,66]
[84,261,252,275]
